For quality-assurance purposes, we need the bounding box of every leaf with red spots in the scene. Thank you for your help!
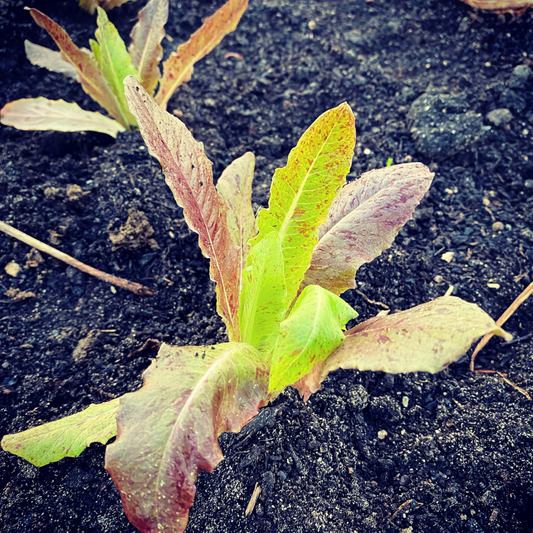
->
[304,163,433,295]
[124,77,240,339]
[295,296,512,397]
[105,342,269,533]
[155,0,249,108]
[251,102,356,309]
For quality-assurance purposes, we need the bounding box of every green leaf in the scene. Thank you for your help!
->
[252,102,355,308]
[91,7,138,127]
[295,296,513,397]
[269,284,358,393]
[105,342,269,533]
[1,398,120,467]
[239,231,286,355]
[0,97,126,138]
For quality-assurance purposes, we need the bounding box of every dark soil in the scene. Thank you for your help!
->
[1,0,533,532]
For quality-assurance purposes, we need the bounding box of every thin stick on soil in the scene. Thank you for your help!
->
[0,220,154,297]
[470,280,533,372]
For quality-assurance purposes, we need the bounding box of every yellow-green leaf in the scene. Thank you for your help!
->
[269,285,357,393]
[91,7,138,127]
[1,398,119,467]
[252,102,356,309]
[239,231,286,355]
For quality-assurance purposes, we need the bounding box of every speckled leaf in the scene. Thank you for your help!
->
[216,152,257,283]
[124,77,240,339]
[128,0,168,95]
[239,231,286,355]
[91,7,138,127]
[105,342,269,533]
[155,0,249,107]
[304,163,433,295]
[1,399,119,467]
[252,103,355,308]
[24,40,77,78]
[296,296,512,396]
[28,8,124,124]
[0,97,125,137]
[269,285,357,393]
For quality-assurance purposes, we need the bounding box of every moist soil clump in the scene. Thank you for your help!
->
[0,1,532,532]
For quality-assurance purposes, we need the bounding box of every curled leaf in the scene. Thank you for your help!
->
[0,97,126,137]
[269,284,357,393]
[1,399,119,467]
[155,0,249,108]
[105,342,269,533]
[304,163,433,295]
[216,151,258,283]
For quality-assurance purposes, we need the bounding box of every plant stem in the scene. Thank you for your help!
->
[0,220,153,297]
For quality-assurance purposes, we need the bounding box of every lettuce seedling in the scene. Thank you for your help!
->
[0,0,248,137]
[77,0,133,15]
[1,77,511,533]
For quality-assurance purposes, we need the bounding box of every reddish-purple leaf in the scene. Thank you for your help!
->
[124,77,240,339]
[105,342,269,533]
[295,296,512,398]
[28,8,125,125]
[303,163,433,295]
[128,0,168,95]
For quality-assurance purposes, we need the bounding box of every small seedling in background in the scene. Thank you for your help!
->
[386,157,393,167]
[1,78,511,533]
[77,0,133,15]
[0,0,248,137]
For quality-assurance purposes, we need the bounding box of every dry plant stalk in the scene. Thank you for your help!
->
[459,0,533,13]
[470,281,533,372]
[0,220,153,296]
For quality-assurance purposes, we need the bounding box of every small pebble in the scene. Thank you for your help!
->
[492,221,504,232]
[308,20,316,30]
[378,430,388,440]
[434,275,444,283]
[402,396,409,408]
[441,251,455,263]
[486,108,513,127]
[110,285,117,294]
[4,262,21,277]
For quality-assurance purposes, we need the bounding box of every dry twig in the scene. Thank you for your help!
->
[0,220,153,296]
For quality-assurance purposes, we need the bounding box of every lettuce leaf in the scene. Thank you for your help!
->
[90,7,138,127]
[155,0,249,108]
[239,231,286,355]
[0,97,126,137]
[1,399,119,467]
[269,285,357,393]
[128,0,168,95]
[295,296,513,398]
[124,77,240,339]
[251,102,355,309]
[304,163,433,294]
[105,342,269,533]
